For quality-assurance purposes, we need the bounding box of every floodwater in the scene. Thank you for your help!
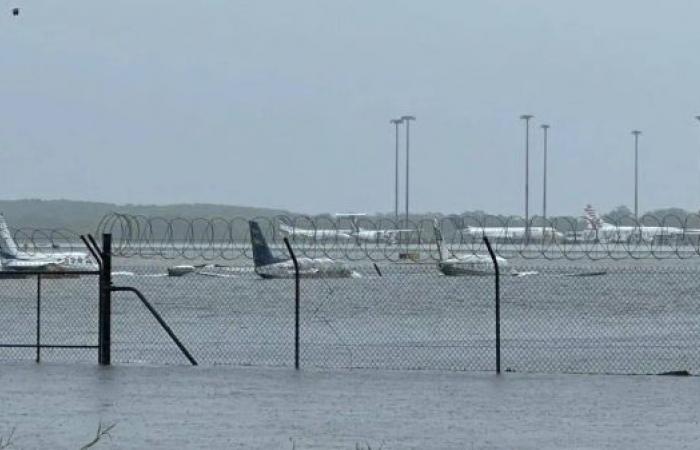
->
[2,257,700,448]
[1,363,699,449]
[1,259,700,374]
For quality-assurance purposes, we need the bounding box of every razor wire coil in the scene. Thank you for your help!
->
[91,212,700,262]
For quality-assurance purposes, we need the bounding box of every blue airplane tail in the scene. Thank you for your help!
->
[249,221,286,267]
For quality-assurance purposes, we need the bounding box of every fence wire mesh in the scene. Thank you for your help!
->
[110,267,294,366]
[500,266,700,374]
[1,263,698,375]
[100,263,700,375]
[0,274,98,362]
[299,267,494,371]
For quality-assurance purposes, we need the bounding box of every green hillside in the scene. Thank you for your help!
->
[0,199,290,233]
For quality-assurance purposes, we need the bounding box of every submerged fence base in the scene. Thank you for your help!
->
[1,237,699,375]
[55,263,698,375]
[0,271,100,363]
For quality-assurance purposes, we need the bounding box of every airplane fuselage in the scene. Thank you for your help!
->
[462,227,563,241]
[582,225,684,243]
[1,251,97,271]
[279,226,353,242]
[438,254,508,276]
[254,257,354,279]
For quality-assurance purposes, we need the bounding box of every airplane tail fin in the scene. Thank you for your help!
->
[348,217,360,234]
[249,221,285,267]
[433,219,449,262]
[0,213,19,259]
[583,205,603,230]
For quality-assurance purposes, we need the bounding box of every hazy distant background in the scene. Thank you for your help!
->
[1,0,700,217]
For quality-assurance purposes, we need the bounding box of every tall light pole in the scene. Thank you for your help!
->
[401,115,416,226]
[541,124,550,224]
[695,116,700,212]
[390,118,403,222]
[632,130,642,220]
[520,114,534,239]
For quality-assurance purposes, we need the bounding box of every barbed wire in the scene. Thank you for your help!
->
[93,212,700,261]
[7,227,86,255]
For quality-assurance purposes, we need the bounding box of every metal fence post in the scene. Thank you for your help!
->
[283,238,300,370]
[98,233,112,365]
[36,274,41,363]
[483,237,501,374]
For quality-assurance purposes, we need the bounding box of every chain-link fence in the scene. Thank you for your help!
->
[0,273,99,363]
[95,263,700,375]
[0,263,697,375]
[500,266,700,374]
[109,267,294,366]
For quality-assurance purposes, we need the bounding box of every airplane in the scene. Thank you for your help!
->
[250,221,356,279]
[338,213,414,245]
[0,213,97,271]
[582,205,685,243]
[460,223,564,243]
[433,219,508,276]
[277,217,354,242]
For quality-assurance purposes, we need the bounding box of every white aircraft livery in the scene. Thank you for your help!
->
[340,214,414,245]
[582,205,684,243]
[250,221,356,279]
[434,220,508,276]
[0,214,97,271]
[461,224,563,242]
[277,217,353,242]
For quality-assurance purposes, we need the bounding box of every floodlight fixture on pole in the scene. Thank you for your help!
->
[390,118,404,222]
[632,130,642,220]
[401,115,416,226]
[520,114,534,240]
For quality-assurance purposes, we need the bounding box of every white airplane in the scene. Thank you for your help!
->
[250,221,356,279]
[582,205,685,243]
[434,220,508,276]
[460,223,564,242]
[0,214,97,271]
[338,213,414,245]
[277,217,353,242]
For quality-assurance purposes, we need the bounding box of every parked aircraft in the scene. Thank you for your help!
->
[277,217,353,242]
[582,205,685,243]
[461,224,564,243]
[338,214,414,245]
[0,214,97,271]
[434,220,507,275]
[250,221,356,279]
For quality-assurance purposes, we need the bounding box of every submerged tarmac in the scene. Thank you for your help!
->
[1,363,699,449]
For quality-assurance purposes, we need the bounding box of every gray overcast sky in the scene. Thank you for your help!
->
[1,0,700,216]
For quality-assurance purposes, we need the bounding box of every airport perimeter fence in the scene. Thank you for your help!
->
[90,212,700,261]
[0,272,99,363]
[120,263,699,374]
[1,246,699,374]
[11,214,700,262]
[0,262,688,375]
